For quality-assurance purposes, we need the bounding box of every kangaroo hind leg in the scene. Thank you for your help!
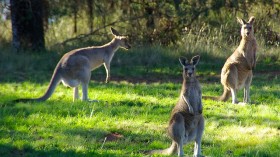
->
[104,62,110,83]
[81,76,98,102]
[230,88,238,104]
[194,118,204,157]
[73,87,79,101]
[243,72,253,103]
[168,113,185,156]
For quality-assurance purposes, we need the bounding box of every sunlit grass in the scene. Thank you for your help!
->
[1,69,279,156]
[0,44,280,156]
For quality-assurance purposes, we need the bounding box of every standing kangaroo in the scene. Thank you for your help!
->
[146,56,204,157]
[15,27,131,102]
[204,16,257,104]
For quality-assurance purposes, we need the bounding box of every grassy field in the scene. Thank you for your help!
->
[0,44,279,157]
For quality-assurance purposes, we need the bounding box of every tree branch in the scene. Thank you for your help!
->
[52,15,145,48]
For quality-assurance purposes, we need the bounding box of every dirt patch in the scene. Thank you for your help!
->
[105,132,124,141]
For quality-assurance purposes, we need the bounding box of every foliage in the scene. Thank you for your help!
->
[1,0,280,48]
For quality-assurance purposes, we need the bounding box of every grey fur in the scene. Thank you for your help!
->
[15,27,131,102]
[147,55,205,157]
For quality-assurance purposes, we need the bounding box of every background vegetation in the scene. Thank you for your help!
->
[0,0,279,157]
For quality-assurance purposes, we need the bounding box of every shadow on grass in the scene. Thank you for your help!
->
[0,144,118,157]
[0,96,279,156]
[0,46,228,84]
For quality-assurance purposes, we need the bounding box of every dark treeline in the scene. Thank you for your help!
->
[3,0,280,51]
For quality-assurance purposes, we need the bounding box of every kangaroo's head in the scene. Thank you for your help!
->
[237,16,255,39]
[179,55,200,78]
[111,27,131,50]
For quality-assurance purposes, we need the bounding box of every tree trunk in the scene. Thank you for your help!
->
[87,0,94,33]
[10,0,20,50]
[72,0,80,34]
[10,0,45,51]
[145,5,155,44]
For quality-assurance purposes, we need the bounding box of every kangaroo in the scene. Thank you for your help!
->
[146,56,204,157]
[204,16,257,104]
[15,27,131,102]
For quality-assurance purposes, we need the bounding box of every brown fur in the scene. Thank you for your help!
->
[204,16,257,104]
[146,56,204,157]
[14,27,131,102]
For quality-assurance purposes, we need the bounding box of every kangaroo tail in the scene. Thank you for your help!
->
[203,88,231,102]
[14,66,61,103]
[218,88,231,101]
[144,142,177,155]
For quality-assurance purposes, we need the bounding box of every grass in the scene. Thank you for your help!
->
[0,45,279,157]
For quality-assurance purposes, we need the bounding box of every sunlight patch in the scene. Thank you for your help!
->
[217,125,279,144]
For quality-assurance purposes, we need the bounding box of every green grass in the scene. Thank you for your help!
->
[0,46,279,157]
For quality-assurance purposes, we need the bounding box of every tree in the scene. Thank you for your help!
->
[10,0,45,51]
[87,0,94,33]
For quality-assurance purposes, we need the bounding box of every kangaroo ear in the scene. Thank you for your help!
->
[111,27,120,36]
[248,16,255,24]
[191,55,200,66]
[237,17,246,25]
[179,57,188,66]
